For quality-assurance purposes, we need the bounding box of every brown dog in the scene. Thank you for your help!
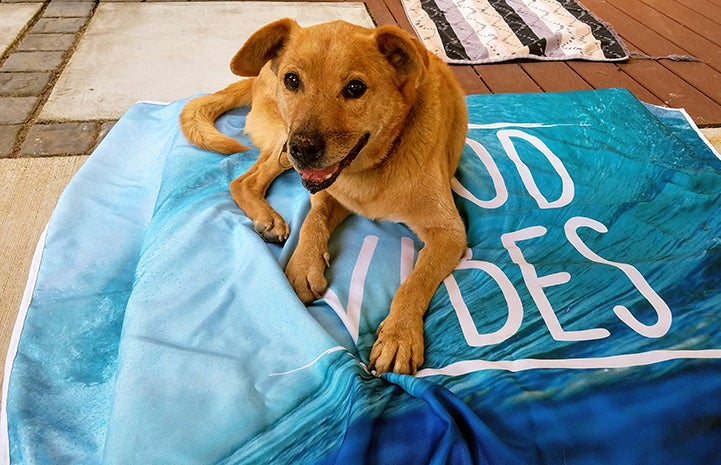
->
[180,19,468,374]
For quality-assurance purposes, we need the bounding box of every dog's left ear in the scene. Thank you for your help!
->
[375,26,430,102]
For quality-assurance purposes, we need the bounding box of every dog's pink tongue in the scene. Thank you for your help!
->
[300,163,339,182]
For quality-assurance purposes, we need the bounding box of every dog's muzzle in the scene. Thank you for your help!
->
[290,132,370,194]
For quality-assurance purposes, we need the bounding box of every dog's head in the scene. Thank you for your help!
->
[230,19,429,193]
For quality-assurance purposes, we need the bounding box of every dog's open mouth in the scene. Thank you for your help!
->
[298,133,370,194]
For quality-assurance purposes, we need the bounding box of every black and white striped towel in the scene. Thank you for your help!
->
[403,0,629,64]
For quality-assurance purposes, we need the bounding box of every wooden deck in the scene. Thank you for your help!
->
[362,0,721,127]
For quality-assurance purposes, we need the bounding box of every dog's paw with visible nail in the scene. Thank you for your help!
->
[253,212,289,243]
[369,315,424,375]
[285,251,329,303]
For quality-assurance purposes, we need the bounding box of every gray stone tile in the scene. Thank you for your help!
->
[0,51,65,72]
[0,72,53,96]
[20,122,99,156]
[97,121,116,145]
[0,96,38,124]
[0,124,22,157]
[17,33,76,51]
[30,17,86,34]
[43,1,95,17]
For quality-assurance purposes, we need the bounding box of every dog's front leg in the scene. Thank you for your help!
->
[230,142,291,243]
[286,191,350,303]
[370,219,466,375]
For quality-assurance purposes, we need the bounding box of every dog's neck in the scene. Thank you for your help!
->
[370,91,425,170]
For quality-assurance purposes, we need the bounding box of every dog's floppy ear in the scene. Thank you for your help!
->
[230,18,299,76]
[375,26,430,102]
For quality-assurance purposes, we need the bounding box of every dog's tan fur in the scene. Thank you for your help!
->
[180,19,468,374]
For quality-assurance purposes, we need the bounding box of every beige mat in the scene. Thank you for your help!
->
[0,156,87,389]
[702,127,721,151]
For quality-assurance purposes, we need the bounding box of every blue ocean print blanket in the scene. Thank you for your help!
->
[2,89,720,464]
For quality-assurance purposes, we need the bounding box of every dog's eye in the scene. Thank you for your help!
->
[284,73,301,91]
[343,80,367,99]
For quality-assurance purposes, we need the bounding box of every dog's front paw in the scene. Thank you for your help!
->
[369,316,424,375]
[253,211,290,243]
[285,251,329,304]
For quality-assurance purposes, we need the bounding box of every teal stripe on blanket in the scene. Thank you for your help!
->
[4,89,721,465]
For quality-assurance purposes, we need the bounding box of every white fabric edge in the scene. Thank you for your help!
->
[679,109,721,161]
[0,224,49,464]
[417,349,721,377]
[646,104,721,161]
[135,99,171,105]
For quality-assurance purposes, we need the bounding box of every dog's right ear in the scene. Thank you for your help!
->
[230,18,299,76]
[375,26,429,103]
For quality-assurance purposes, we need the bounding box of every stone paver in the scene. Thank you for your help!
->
[20,122,99,156]
[98,121,116,145]
[17,33,76,51]
[43,2,95,18]
[30,17,86,34]
[1,51,65,71]
[0,125,22,157]
[0,97,38,124]
[0,72,53,96]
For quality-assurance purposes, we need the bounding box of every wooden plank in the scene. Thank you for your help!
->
[639,0,721,47]
[473,63,542,94]
[618,59,721,126]
[583,0,721,112]
[653,60,721,108]
[604,0,721,73]
[364,0,397,26]
[519,62,593,92]
[674,0,721,25]
[582,0,689,56]
[567,62,665,106]
[451,66,491,95]
[381,0,417,33]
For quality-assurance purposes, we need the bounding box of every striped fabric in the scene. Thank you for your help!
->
[403,0,628,64]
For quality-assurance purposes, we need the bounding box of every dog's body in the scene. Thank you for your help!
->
[180,19,468,374]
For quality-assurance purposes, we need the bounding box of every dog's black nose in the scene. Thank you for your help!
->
[288,131,325,167]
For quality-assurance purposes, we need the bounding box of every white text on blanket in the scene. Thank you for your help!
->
[323,128,671,349]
